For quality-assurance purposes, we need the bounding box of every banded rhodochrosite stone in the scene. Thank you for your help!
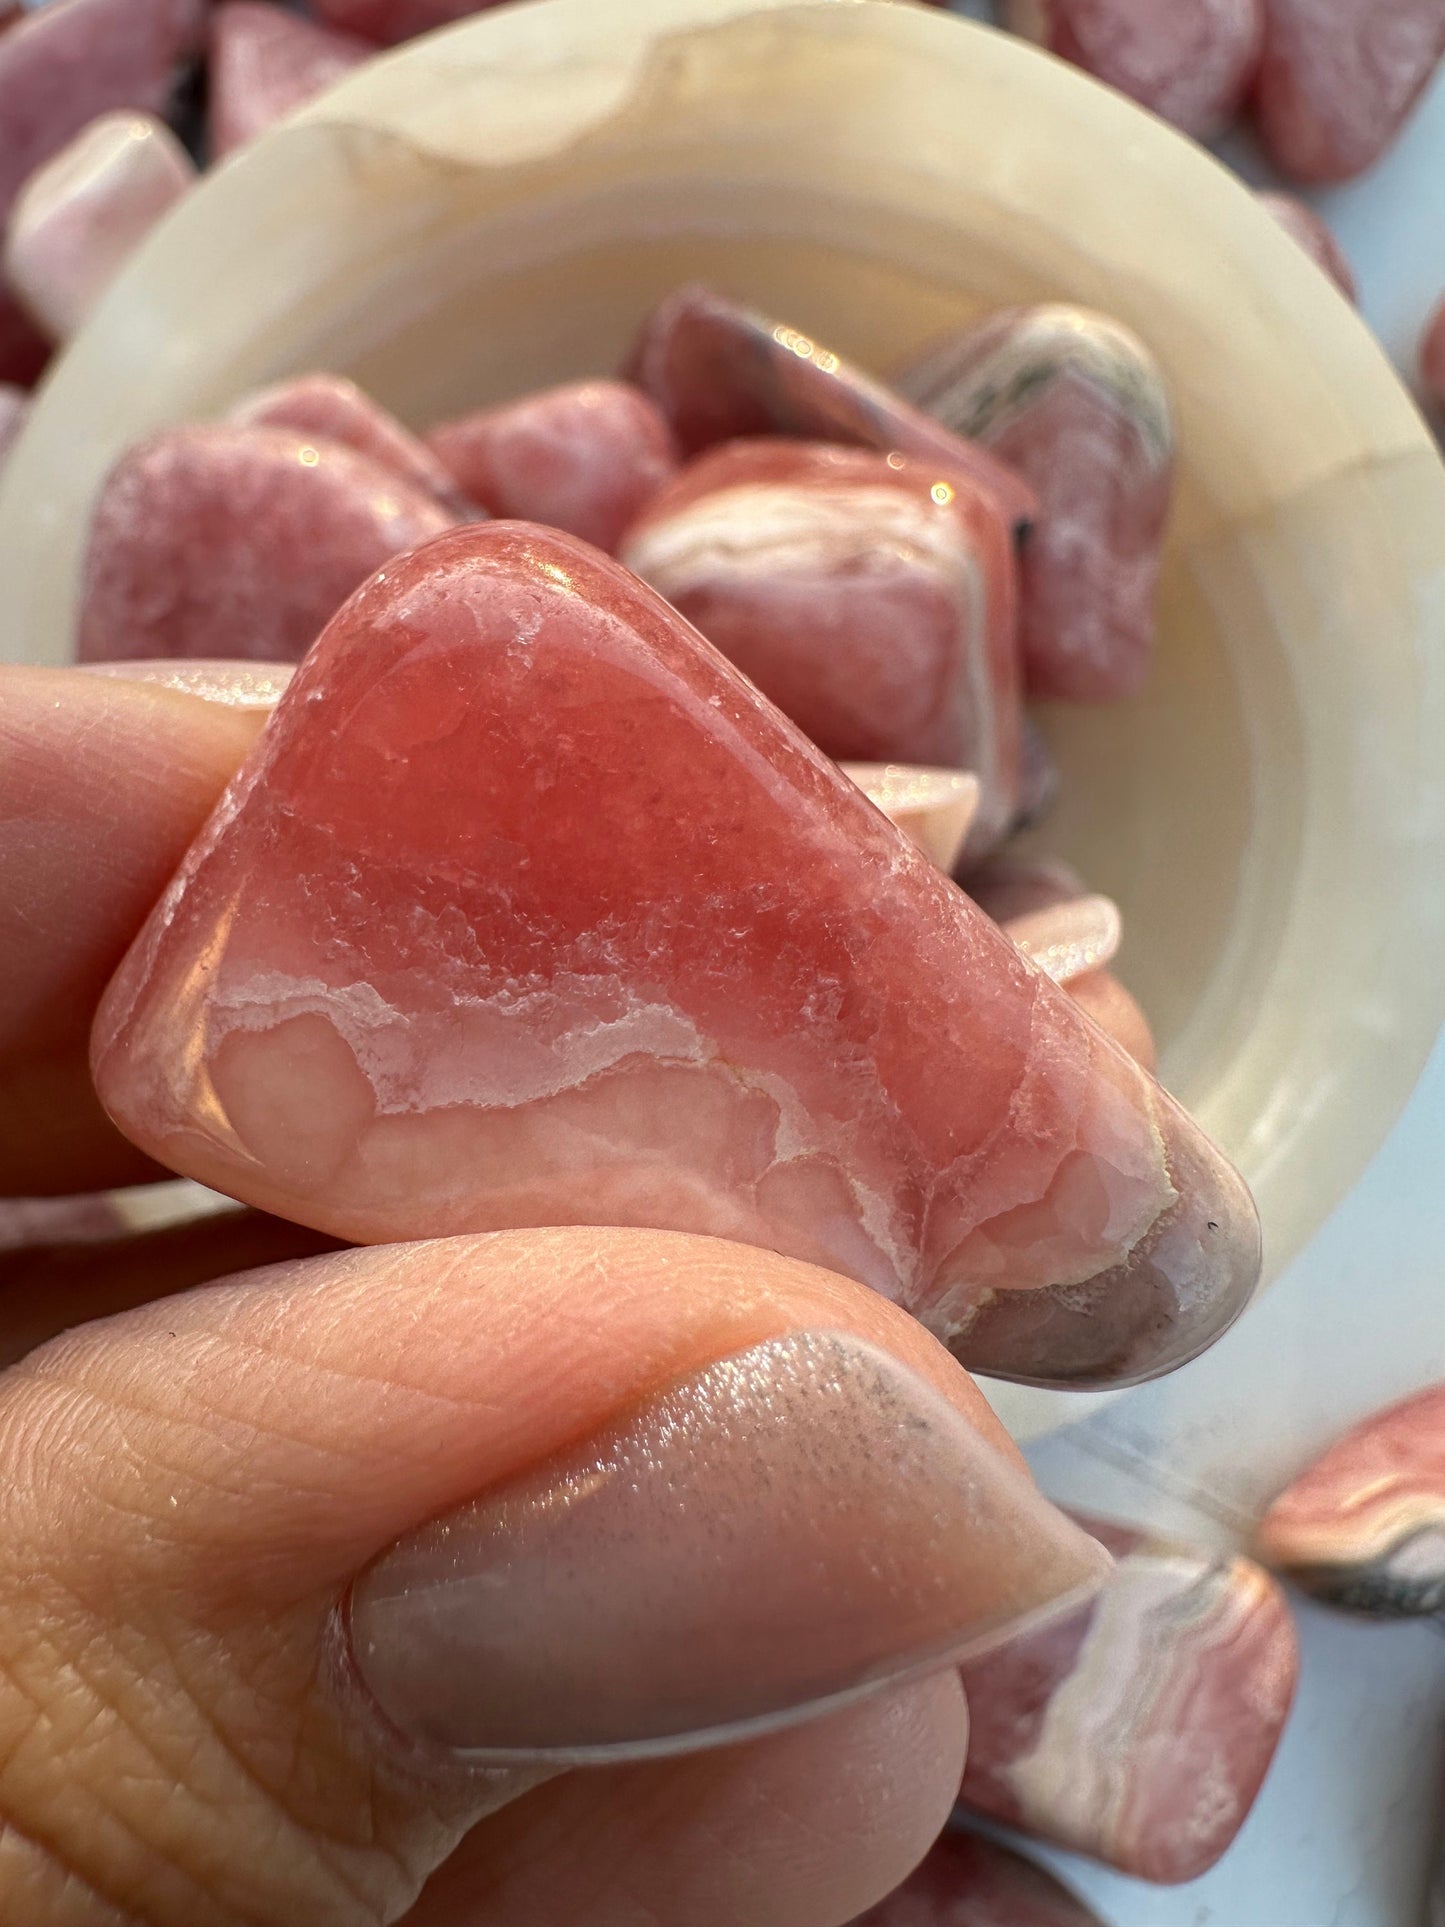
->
[1254,0,1445,183]
[77,425,458,663]
[1256,190,1357,300]
[1003,0,1263,139]
[898,305,1174,703]
[91,523,1261,1390]
[624,285,1037,535]
[4,111,195,340]
[843,766,981,874]
[619,440,1023,852]
[1254,1383,1445,1616]
[209,2,372,158]
[958,1516,1299,1882]
[229,373,475,518]
[850,1830,1105,1926]
[427,380,676,553]
[0,0,205,223]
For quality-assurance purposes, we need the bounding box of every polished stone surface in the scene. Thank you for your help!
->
[958,1514,1299,1884]
[427,379,676,553]
[92,521,1260,1391]
[624,283,1037,534]
[5,110,195,340]
[898,305,1173,703]
[210,1,372,158]
[230,372,475,517]
[1255,1382,1445,1617]
[1003,0,1263,139]
[77,424,457,663]
[1254,0,1445,183]
[619,438,1023,850]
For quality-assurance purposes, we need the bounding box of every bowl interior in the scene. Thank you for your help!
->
[3,0,1444,1436]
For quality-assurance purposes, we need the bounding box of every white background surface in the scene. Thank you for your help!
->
[954,8,1445,1924]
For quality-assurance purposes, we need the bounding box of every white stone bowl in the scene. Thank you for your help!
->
[4,0,1444,1437]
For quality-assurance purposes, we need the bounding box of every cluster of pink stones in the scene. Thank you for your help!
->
[6,3,1445,1916]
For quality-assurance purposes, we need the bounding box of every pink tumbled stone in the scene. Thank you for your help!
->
[899,304,1174,703]
[850,1830,1104,1926]
[1254,0,1445,183]
[0,380,26,471]
[619,439,1023,852]
[1256,190,1357,299]
[309,0,507,45]
[959,1515,1299,1883]
[230,373,475,517]
[5,111,195,340]
[1254,1383,1445,1616]
[210,2,372,158]
[625,285,1037,536]
[91,522,1261,1391]
[1004,0,1263,139]
[0,0,205,225]
[77,424,459,664]
[427,380,675,552]
[843,765,981,874]
[1421,296,1445,418]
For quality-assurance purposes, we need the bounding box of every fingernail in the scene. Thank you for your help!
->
[76,659,295,710]
[1005,895,1122,986]
[347,1330,1110,1765]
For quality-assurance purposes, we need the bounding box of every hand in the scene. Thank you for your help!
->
[0,666,1105,1927]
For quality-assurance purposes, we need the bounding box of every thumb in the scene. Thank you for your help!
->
[0,1226,1105,1927]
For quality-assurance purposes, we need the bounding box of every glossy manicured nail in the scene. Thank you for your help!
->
[348,1330,1110,1765]
[77,658,295,709]
[843,763,980,872]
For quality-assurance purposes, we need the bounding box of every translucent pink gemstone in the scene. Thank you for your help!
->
[898,305,1174,703]
[1256,190,1357,299]
[1254,0,1445,183]
[0,0,205,225]
[427,380,676,553]
[91,522,1261,1390]
[1254,1383,1445,1616]
[959,1515,1299,1883]
[77,424,459,664]
[619,439,1023,851]
[1421,295,1445,417]
[230,372,476,518]
[850,1829,1104,1926]
[209,2,372,158]
[624,284,1037,536]
[0,379,26,471]
[1005,0,1263,138]
[5,111,195,341]
[309,0,508,45]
